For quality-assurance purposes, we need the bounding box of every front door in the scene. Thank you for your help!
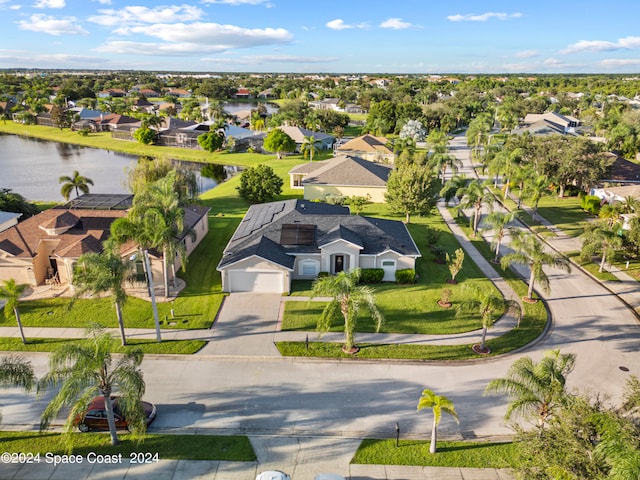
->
[334,255,344,273]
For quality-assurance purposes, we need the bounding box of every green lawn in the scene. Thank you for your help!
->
[0,337,205,354]
[352,439,519,468]
[0,431,256,461]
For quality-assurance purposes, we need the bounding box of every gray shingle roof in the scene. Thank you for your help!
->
[218,200,419,270]
[301,155,392,187]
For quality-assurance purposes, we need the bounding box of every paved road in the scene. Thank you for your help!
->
[2,135,639,479]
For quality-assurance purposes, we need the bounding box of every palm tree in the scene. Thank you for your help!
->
[0,279,29,344]
[440,174,469,207]
[456,179,494,237]
[427,130,461,182]
[482,210,517,262]
[310,269,383,353]
[581,220,624,273]
[484,349,576,427]
[501,231,571,302]
[301,135,321,162]
[59,170,94,201]
[72,246,135,346]
[524,173,549,220]
[0,356,35,423]
[456,280,521,353]
[39,328,146,446]
[417,388,459,453]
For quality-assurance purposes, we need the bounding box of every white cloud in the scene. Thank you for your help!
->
[95,23,292,55]
[515,50,540,58]
[561,36,640,54]
[88,5,204,27]
[447,12,522,22]
[326,18,368,30]
[91,0,112,4]
[380,18,412,29]
[202,54,338,65]
[17,14,88,35]
[33,0,65,8]
[0,51,107,68]
[600,58,640,67]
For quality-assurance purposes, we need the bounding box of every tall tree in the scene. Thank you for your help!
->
[455,179,494,237]
[417,388,459,454]
[59,170,94,201]
[482,210,517,262]
[456,280,520,353]
[237,164,283,204]
[0,279,28,344]
[263,129,296,159]
[580,220,624,273]
[501,231,571,302]
[72,246,135,346]
[39,328,146,446]
[385,164,439,223]
[484,349,576,427]
[300,135,321,162]
[310,269,383,353]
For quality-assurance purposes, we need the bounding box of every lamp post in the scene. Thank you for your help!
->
[395,422,400,447]
[131,250,162,342]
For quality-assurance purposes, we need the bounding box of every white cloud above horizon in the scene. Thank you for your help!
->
[447,12,522,22]
[17,14,88,36]
[88,5,204,27]
[562,36,640,54]
[33,0,65,8]
[326,19,368,30]
[515,50,540,58]
[380,18,412,29]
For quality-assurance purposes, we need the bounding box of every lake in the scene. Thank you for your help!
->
[0,134,227,202]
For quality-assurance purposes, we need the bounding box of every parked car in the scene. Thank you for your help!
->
[255,471,291,480]
[75,396,156,432]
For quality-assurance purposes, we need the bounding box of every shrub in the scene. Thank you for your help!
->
[581,195,602,215]
[395,269,416,284]
[317,271,330,278]
[325,193,345,205]
[425,228,442,246]
[359,268,384,284]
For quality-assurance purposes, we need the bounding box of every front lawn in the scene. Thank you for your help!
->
[0,431,256,461]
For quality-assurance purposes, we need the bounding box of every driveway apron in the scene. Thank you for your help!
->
[198,293,283,356]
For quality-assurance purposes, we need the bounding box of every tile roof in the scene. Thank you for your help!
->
[218,199,419,270]
[0,208,126,258]
[337,135,392,155]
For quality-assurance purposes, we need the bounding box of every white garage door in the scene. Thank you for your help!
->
[228,270,284,293]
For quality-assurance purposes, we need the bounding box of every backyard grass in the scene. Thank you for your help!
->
[351,439,519,468]
[566,252,620,282]
[0,337,205,354]
[0,431,256,461]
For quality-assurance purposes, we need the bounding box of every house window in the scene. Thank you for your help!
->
[177,133,187,144]
[299,259,319,276]
[293,174,304,187]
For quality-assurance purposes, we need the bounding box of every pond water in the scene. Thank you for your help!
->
[0,134,229,202]
[223,101,279,115]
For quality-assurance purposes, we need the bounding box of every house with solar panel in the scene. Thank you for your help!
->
[217,199,420,293]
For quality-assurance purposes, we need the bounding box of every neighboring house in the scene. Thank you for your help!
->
[257,88,276,99]
[131,98,156,114]
[602,154,640,184]
[591,185,640,205]
[97,88,127,98]
[166,88,191,98]
[0,212,21,233]
[276,125,334,150]
[102,113,141,132]
[217,199,420,293]
[512,111,583,136]
[155,129,203,149]
[288,155,392,202]
[235,88,251,99]
[0,194,210,291]
[336,134,395,163]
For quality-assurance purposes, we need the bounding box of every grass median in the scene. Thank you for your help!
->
[0,337,206,354]
[352,438,518,468]
[0,431,256,461]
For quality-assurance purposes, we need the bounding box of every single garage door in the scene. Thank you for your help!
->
[227,270,284,293]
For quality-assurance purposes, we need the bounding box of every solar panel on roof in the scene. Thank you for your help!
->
[280,224,315,245]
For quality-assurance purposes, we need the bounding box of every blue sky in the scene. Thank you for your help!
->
[1,0,640,73]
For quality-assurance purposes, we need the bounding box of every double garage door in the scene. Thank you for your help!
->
[227,270,285,293]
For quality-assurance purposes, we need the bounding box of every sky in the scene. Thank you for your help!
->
[1,0,640,74]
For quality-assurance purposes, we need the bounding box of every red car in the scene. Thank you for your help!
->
[76,396,156,432]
